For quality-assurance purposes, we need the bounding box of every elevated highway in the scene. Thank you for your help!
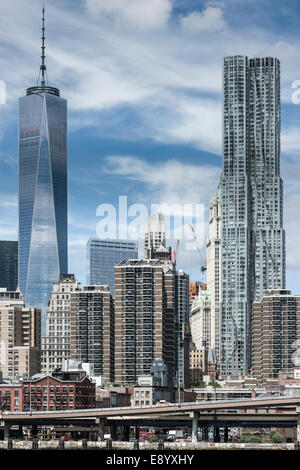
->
[1,395,300,442]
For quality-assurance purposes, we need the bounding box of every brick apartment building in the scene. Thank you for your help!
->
[0,370,96,412]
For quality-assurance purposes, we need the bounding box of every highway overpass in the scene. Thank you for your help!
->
[1,395,300,442]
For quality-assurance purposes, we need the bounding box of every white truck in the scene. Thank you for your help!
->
[167,430,184,440]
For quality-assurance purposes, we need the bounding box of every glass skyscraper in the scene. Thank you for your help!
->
[87,238,138,296]
[220,56,286,375]
[18,9,68,331]
[0,241,18,291]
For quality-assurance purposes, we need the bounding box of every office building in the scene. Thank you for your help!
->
[18,10,68,331]
[87,238,138,296]
[144,214,166,258]
[252,289,300,385]
[70,285,115,383]
[0,241,18,291]
[0,304,41,378]
[221,56,285,375]
[41,275,81,374]
[114,259,175,384]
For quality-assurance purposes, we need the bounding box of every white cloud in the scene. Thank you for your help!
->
[1,0,300,154]
[104,154,221,206]
[282,127,300,156]
[85,0,172,31]
[284,193,300,270]
[181,6,227,33]
[147,93,222,154]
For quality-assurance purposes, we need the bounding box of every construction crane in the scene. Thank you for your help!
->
[189,224,207,284]
[172,240,180,267]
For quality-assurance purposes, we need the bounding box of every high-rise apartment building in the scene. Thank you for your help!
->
[175,269,190,387]
[206,186,222,359]
[221,56,285,375]
[41,275,81,374]
[18,10,68,331]
[0,241,18,291]
[70,285,115,383]
[114,259,175,384]
[0,305,41,378]
[87,238,138,296]
[252,289,300,385]
[144,214,166,258]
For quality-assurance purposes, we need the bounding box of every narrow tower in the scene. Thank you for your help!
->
[18,7,68,332]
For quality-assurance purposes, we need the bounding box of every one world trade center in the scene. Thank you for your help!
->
[18,8,68,331]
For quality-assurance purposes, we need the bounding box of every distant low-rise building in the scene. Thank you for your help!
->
[189,348,207,386]
[96,386,131,408]
[131,360,176,406]
[22,370,96,411]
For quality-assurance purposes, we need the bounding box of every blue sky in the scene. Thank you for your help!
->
[0,0,300,292]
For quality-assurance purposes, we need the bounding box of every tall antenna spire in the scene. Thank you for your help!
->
[26,3,60,96]
[41,5,46,87]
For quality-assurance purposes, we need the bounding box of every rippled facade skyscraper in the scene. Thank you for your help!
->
[18,9,68,331]
[220,56,286,375]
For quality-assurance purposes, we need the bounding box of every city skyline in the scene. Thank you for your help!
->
[0,0,300,294]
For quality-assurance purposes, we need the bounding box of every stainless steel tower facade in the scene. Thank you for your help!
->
[221,56,286,375]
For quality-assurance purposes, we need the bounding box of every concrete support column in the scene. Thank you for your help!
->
[32,425,38,437]
[297,409,300,448]
[202,425,209,441]
[224,427,229,443]
[122,426,130,442]
[97,418,105,441]
[214,427,220,443]
[192,412,199,443]
[3,423,11,441]
[111,425,117,441]
[17,425,23,440]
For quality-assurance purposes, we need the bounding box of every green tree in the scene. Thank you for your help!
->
[240,432,262,443]
[269,431,285,443]
[209,381,221,388]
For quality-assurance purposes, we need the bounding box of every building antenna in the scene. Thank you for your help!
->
[40,5,46,87]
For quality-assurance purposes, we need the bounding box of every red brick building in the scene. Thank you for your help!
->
[96,387,131,408]
[0,384,23,412]
[0,370,96,412]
